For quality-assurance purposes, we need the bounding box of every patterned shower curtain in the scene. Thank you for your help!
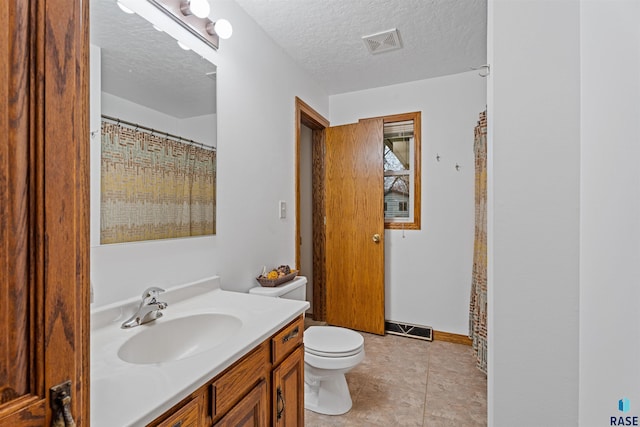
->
[100,121,216,244]
[469,110,488,374]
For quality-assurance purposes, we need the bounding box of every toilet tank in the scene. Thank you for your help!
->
[249,276,307,301]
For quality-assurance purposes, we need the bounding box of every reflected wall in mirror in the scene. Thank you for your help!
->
[90,0,217,245]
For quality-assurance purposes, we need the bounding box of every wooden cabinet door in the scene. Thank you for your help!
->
[272,346,304,427]
[214,380,269,427]
[0,0,89,425]
[325,118,385,334]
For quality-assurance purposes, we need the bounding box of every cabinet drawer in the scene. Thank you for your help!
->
[271,315,304,366]
[155,397,201,427]
[212,341,270,419]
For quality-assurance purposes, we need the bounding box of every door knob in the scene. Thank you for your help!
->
[372,234,381,243]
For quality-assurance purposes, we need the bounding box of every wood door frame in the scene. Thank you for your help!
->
[0,0,90,424]
[38,0,91,423]
[294,97,329,321]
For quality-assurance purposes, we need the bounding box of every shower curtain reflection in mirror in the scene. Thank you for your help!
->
[100,121,216,244]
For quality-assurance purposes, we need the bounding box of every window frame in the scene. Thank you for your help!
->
[383,111,421,230]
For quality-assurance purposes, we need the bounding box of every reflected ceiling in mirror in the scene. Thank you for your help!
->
[90,0,216,118]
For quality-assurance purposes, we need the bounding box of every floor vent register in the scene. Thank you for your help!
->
[385,321,433,341]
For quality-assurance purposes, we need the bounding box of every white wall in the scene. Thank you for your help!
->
[329,71,486,335]
[488,0,581,425]
[580,1,640,425]
[179,114,218,149]
[90,0,328,306]
[209,0,328,292]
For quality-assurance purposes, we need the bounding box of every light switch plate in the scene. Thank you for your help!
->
[279,200,286,219]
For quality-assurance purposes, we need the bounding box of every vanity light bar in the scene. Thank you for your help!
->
[147,0,220,50]
[181,0,210,19]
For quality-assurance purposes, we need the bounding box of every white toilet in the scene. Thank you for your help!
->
[249,276,365,415]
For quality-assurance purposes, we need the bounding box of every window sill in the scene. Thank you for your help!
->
[385,221,420,230]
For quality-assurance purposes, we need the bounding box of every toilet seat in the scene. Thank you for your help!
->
[304,326,364,358]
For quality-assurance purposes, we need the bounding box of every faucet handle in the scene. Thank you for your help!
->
[142,286,165,299]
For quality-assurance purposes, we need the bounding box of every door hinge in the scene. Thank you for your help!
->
[50,380,76,427]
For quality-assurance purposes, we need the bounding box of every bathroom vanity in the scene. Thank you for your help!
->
[91,276,309,426]
[149,315,304,426]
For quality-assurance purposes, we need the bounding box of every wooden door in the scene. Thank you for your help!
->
[272,346,304,426]
[214,380,269,427]
[0,0,89,425]
[325,118,385,335]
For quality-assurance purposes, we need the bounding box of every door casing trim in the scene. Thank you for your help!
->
[294,97,329,321]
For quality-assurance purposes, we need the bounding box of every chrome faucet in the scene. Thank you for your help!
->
[121,287,168,329]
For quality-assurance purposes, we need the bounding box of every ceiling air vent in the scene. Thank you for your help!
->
[362,28,402,54]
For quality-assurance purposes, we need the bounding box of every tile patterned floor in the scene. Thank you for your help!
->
[304,333,487,427]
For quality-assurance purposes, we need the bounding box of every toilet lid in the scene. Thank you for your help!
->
[304,326,364,358]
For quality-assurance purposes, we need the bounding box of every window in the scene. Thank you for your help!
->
[383,112,421,230]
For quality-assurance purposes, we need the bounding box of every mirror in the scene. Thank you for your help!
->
[90,0,217,245]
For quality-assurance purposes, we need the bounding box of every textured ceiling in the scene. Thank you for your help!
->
[90,0,486,113]
[90,0,217,118]
[234,0,487,95]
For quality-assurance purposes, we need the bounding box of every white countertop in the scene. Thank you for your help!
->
[90,276,309,427]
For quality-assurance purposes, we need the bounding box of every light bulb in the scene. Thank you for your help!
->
[177,41,191,51]
[214,19,233,40]
[116,1,134,14]
[189,0,210,18]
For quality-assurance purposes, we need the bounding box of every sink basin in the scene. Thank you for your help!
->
[118,313,242,364]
